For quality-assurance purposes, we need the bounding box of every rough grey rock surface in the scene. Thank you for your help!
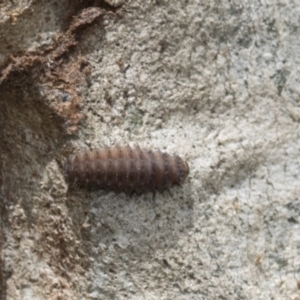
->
[1,0,300,299]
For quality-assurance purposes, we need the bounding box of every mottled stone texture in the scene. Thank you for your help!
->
[1,0,300,299]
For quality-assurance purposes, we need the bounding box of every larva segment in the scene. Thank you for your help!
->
[139,149,152,189]
[64,156,74,183]
[64,146,189,193]
[167,154,178,185]
[128,146,140,190]
[147,150,156,191]
[84,151,93,186]
[89,150,98,184]
[152,150,165,191]
[105,148,114,187]
[134,146,143,189]
[115,146,124,189]
[162,152,171,189]
[110,146,121,187]
[120,146,131,189]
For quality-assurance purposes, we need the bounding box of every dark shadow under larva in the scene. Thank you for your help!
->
[64,146,189,193]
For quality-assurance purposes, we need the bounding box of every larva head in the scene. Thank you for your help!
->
[175,155,189,184]
[181,159,189,182]
[183,160,189,177]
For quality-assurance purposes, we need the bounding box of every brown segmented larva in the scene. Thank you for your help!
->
[64,145,189,193]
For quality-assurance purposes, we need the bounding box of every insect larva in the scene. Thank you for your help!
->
[64,145,189,193]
